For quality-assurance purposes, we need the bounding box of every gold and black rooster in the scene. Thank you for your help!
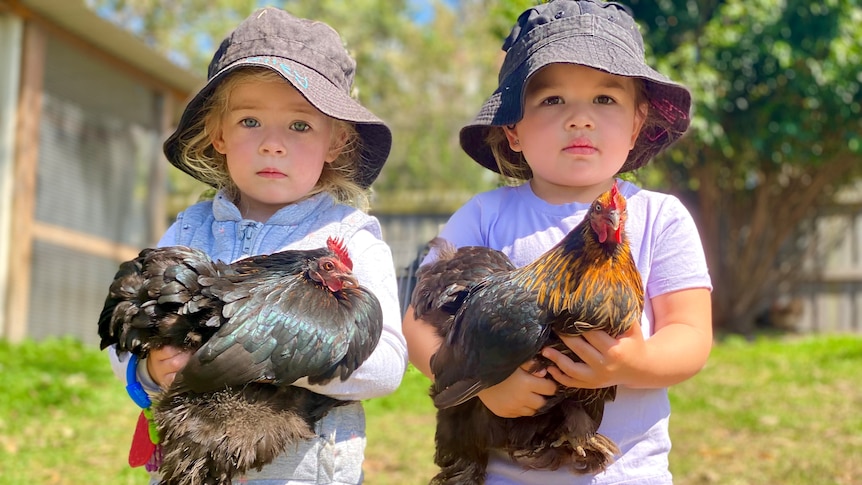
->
[98,237,382,485]
[411,181,644,484]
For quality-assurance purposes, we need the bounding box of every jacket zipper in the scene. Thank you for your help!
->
[239,221,261,257]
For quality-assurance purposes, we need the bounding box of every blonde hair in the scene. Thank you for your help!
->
[485,77,673,183]
[177,67,370,211]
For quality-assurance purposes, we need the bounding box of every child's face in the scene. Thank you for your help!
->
[504,63,646,204]
[211,79,343,221]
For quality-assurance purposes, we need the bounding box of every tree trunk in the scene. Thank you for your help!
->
[691,154,857,334]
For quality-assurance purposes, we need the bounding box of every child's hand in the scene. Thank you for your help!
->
[542,319,646,390]
[146,345,192,389]
[477,360,557,418]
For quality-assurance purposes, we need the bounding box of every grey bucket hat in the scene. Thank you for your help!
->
[460,0,691,174]
[163,7,392,189]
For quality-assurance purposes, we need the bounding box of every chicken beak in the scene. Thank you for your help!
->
[312,271,358,292]
[606,210,620,232]
[341,275,358,289]
[607,210,623,244]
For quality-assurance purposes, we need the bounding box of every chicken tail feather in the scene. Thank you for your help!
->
[509,398,618,474]
[430,459,487,485]
[431,399,493,485]
[154,384,343,485]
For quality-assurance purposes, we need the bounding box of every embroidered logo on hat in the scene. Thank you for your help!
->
[245,56,310,90]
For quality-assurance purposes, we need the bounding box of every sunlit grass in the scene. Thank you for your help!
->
[668,334,862,485]
[1,334,860,484]
[0,338,147,484]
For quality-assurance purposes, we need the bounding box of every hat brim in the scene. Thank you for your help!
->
[164,57,392,189]
[460,24,691,174]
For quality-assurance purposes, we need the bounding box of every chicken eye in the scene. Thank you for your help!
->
[593,203,602,212]
[322,261,334,271]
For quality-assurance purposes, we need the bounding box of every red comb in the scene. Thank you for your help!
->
[607,180,619,209]
[327,237,353,270]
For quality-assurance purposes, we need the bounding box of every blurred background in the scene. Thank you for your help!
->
[0,1,860,484]
[2,0,862,343]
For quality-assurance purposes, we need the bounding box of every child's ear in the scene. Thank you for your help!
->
[326,126,349,163]
[630,103,648,149]
[212,129,227,154]
[503,124,521,152]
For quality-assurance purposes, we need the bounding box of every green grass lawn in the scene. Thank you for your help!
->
[1,334,860,484]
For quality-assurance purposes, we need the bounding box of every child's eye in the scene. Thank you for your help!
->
[291,121,310,132]
[240,118,260,128]
[541,96,564,106]
[595,95,616,105]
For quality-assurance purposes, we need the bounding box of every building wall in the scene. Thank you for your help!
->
[0,0,204,344]
[0,13,23,339]
[23,33,166,346]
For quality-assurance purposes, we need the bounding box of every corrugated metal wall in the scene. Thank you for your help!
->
[26,35,160,346]
[376,213,448,272]
[28,240,121,344]
[35,95,152,245]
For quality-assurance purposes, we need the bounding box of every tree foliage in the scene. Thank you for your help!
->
[627,0,862,332]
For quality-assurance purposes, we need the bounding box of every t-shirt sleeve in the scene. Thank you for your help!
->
[646,197,712,297]
[426,196,487,262]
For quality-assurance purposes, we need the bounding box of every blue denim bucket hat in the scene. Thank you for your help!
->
[460,0,692,174]
[164,7,392,188]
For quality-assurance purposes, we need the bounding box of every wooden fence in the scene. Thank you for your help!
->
[376,213,448,316]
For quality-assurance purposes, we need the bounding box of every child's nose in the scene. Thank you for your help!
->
[259,133,287,155]
[567,104,595,129]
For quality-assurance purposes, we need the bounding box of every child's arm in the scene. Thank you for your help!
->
[543,287,712,390]
[401,305,441,378]
[403,305,557,418]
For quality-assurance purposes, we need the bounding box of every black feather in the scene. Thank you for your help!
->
[412,184,644,484]
[97,243,383,485]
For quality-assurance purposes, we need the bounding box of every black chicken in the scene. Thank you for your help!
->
[411,182,644,484]
[98,237,383,485]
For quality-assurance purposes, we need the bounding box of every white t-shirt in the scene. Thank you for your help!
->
[434,179,712,485]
